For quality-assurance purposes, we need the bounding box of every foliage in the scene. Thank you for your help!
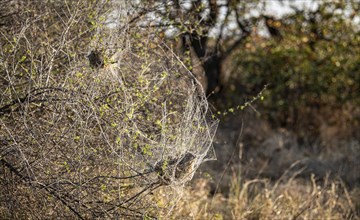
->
[228,1,360,130]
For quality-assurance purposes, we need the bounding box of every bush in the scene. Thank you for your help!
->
[0,1,218,218]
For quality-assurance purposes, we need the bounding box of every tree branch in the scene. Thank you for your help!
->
[215,2,231,52]
[222,8,252,60]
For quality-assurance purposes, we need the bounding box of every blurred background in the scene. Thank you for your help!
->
[200,0,360,189]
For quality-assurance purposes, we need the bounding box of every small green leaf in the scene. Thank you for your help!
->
[19,56,27,63]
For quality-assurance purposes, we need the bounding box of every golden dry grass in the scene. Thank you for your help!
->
[166,176,359,220]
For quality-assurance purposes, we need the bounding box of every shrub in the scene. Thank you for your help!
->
[0,1,218,218]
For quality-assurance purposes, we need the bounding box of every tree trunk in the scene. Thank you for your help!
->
[203,54,222,95]
[185,33,222,95]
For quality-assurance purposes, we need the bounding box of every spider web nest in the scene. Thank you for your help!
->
[97,29,219,186]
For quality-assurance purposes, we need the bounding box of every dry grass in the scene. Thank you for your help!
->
[168,175,359,220]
